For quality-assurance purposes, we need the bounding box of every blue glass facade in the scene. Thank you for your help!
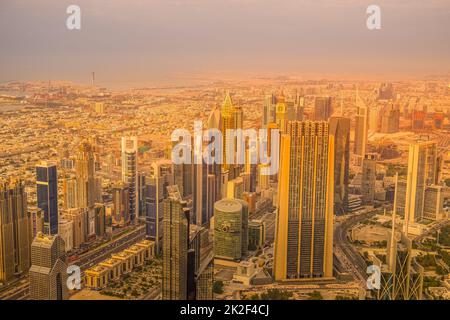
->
[36,164,58,235]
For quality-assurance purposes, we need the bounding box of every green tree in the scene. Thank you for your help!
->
[213,281,224,294]
[308,291,323,300]
[444,178,450,187]
[259,289,293,300]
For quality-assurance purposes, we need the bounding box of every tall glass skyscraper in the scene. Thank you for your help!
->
[36,162,58,235]
[314,96,333,121]
[213,198,247,261]
[145,160,173,252]
[329,116,350,215]
[162,186,189,300]
[121,137,138,222]
[354,94,369,166]
[75,141,96,208]
[0,178,31,284]
[403,141,437,233]
[274,121,334,280]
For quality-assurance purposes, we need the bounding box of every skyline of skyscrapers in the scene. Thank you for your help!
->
[0,82,448,301]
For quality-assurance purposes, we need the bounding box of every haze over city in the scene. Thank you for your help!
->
[1,0,449,86]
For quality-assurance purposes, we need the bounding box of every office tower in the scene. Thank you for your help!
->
[183,163,194,198]
[221,92,237,174]
[314,96,333,121]
[207,105,223,202]
[94,203,106,237]
[58,219,73,252]
[121,136,138,222]
[187,106,222,227]
[244,147,257,193]
[193,160,216,226]
[62,175,77,209]
[274,121,334,280]
[395,180,407,217]
[29,233,68,300]
[214,198,248,261]
[275,91,287,133]
[91,101,105,114]
[162,186,190,300]
[36,162,59,235]
[369,105,382,133]
[423,186,447,221]
[138,172,146,219]
[86,207,97,239]
[94,177,102,203]
[186,249,196,300]
[242,192,256,214]
[63,208,87,249]
[111,181,130,227]
[380,104,400,133]
[411,109,426,132]
[145,160,174,251]
[435,153,443,184]
[29,207,44,238]
[361,154,377,204]
[433,111,445,129]
[0,178,31,284]
[234,103,243,131]
[286,100,297,122]
[377,83,395,100]
[60,158,74,170]
[403,141,437,233]
[188,224,204,274]
[258,164,270,191]
[235,199,248,258]
[173,163,185,198]
[248,219,265,251]
[373,217,423,300]
[196,257,214,300]
[266,122,279,159]
[295,93,305,121]
[354,96,369,165]
[329,117,350,215]
[220,170,229,199]
[227,177,244,200]
[263,93,277,127]
[75,141,96,208]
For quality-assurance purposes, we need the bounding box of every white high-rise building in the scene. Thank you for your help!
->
[403,141,437,234]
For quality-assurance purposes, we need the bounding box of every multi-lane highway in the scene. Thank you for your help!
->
[334,209,377,288]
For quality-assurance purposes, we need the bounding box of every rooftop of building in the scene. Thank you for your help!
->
[33,232,56,245]
[214,198,243,213]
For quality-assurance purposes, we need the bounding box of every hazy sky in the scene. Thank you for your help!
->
[1,0,449,85]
